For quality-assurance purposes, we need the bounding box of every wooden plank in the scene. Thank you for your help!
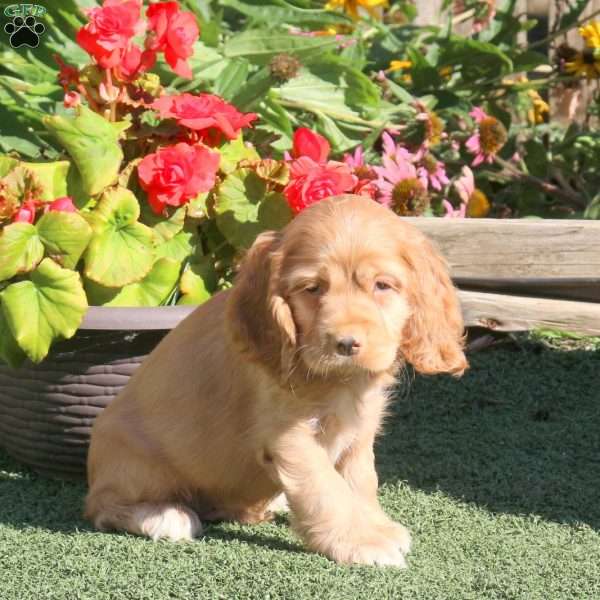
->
[455,277,600,302]
[404,218,600,279]
[459,290,600,336]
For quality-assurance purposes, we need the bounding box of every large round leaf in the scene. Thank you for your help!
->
[215,168,292,249]
[84,187,156,287]
[43,106,128,196]
[177,259,218,305]
[0,307,26,368]
[1,258,87,363]
[23,161,70,201]
[37,211,93,269]
[0,222,44,281]
[85,257,180,307]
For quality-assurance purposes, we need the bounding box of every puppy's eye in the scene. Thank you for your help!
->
[375,281,392,291]
[305,283,320,294]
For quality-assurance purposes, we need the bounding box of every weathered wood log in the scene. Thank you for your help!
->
[459,290,600,336]
[405,218,600,279]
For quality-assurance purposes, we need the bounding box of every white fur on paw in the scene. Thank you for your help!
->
[267,493,289,514]
[137,506,201,541]
[339,539,407,568]
[381,521,412,556]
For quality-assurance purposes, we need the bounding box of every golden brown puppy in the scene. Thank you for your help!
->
[85,194,467,567]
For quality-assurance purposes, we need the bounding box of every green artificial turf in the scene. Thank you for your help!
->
[1,339,599,599]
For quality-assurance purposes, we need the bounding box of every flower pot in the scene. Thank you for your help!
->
[0,306,195,480]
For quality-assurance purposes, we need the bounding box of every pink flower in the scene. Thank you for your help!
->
[63,91,81,109]
[343,146,365,169]
[442,199,466,219]
[146,2,199,79]
[47,197,77,213]
[374,152,428,206]
[138,142,220,214]
[292,128,330,163]
[13,200,36,223]
[466,106,507,166]
[76,0,144,69]
[454,166,475,204]
[152,93,257,144]
[417,156,450,192]
[284,157,356,214]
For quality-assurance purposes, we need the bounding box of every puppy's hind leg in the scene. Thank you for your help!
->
[86,495,202,542]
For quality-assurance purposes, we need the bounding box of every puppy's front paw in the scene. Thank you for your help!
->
[331,533,408,567]
[135,504,202,541]
[376,520,412,556]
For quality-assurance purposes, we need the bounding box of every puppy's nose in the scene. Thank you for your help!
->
[335,336,360,356]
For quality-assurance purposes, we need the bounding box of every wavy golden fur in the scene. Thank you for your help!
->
[85,194,467,566]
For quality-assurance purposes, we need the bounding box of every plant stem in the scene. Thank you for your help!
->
[494,155,586,209]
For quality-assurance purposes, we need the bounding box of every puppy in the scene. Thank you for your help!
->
[85,194,467,567]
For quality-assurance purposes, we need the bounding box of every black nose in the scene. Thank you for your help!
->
[336,336,360,356]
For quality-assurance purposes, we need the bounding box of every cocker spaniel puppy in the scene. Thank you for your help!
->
[85,194,467,567]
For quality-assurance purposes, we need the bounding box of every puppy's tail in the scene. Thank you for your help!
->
[85,493,201,541]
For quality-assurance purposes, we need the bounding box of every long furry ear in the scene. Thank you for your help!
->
[399,232,468,377]
[226,231,296,375]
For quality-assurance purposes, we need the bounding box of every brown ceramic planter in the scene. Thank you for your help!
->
[0,306,195,480]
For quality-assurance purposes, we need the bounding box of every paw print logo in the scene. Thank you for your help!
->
[4,15,45,48]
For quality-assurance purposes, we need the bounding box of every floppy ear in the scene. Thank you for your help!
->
[226,231,296,376]
[399,231,468,377]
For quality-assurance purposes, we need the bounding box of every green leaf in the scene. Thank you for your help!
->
[36,211,93,269]
[439,36,512,83]
[177,258,218,305]
[155,227,198,263]
[21,161,70,201]
[0,222,44,281]
[86,257,180,307]
[558,0,588,30]
[224,29,341,65]
[43,106,127,196]
[215,168,292,249]
[219,0,352,27]
[218,136,260,174]
[213,59,249,101]
[584,194,600,220]
[141,204,186,243]
[84,187,156,287]
[523,139,549,178]
[1,257,87,363]
[512,50,548,72]
[407,47,441,91]
[0,307,26,368]
[0,156,18,177]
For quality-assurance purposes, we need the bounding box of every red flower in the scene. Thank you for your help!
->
[53,54,79,91]
[12,200,36,224]
[47,197,77,213]
[353,178,377,199]
[152,93,257,143]
[292,127,330,162]
[146,2,199,79]
[114,44,157,82]
[284,157,356,214]
[137,142,220,214]
[76,0,145,69]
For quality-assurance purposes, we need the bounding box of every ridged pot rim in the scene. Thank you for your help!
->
[80,306,196,331]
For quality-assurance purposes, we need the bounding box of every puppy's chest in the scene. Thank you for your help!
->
[307,390,364,464]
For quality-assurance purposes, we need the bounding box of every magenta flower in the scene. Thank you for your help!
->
[343,145,365,169]
[417,156,450,192]
[442,199,466,219]
[454,166,475,204]
[466,106,508,166]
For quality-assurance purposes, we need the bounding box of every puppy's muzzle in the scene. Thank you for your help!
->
[332,335,361,357]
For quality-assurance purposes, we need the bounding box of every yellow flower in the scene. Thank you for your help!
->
[387,59,412,72]
[565,50,600,79]
[579,22,600,49]
[467,189,490,218]
[439,65,453,78]
[527,90,549,124]
[325,0,387,20]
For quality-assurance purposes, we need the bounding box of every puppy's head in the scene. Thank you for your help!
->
[227,195,467,379]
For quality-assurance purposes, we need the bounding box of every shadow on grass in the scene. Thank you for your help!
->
[379,343,600,530]
[1,343,598,540]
